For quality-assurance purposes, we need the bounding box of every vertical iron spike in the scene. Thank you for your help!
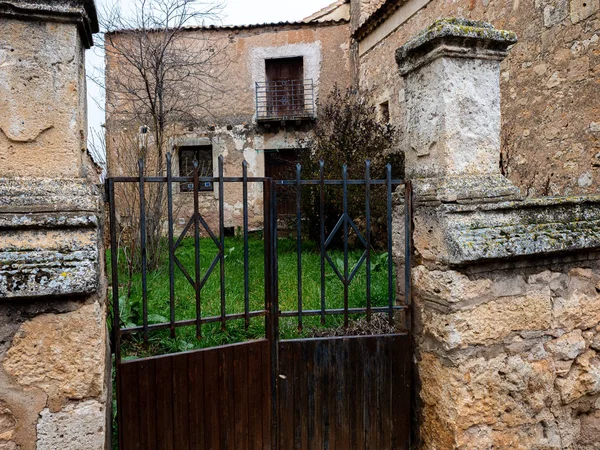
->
[404,180,413,333]
[193,158,202,339]
[365,159,372,323]
[166,152,176,338]
[319,159,326,325]
[138,158,149,345]
[296,162,303,332]
[386,163,394,326]
[218,154,226,331]
[243,160,250,331]
[342,163,349,328]
[108,179,121,362]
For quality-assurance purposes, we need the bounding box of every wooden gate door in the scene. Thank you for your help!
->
[118,341,272,449]
[108,154,413,449]
[277,335,411,449]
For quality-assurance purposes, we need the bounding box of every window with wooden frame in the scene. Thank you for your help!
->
[265,148,300,216]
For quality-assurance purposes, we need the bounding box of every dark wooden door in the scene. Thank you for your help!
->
[265,149,298,216]
[265,57,304,118]
[278,335,411,450]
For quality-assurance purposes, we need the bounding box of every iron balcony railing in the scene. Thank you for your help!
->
[255,79,316,121]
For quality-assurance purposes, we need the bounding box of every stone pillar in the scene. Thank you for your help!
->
[0,2,109,449]
[396,19,600,449]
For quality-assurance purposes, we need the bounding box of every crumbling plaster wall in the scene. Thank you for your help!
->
[0,19,94,180]
[105,21,351,230]
[0,2,108,448]
[357,0,600,196]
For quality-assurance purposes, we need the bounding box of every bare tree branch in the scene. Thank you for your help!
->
[100,0,229,270]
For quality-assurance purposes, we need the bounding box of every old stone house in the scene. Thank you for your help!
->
[106,0,599,231]
[105,12,352,231]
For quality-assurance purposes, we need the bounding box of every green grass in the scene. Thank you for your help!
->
[111,235,393,358]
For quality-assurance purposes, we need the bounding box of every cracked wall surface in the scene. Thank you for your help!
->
[413,259,600,449]
[0,1,108,449]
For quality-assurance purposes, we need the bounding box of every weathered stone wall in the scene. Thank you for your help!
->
[415,256,600,449]
[394,19,600,449]
[356,0,600,196]
[0,1,108,449]
[105,21,351,230]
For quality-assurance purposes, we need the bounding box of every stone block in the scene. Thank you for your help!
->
[570,0,600,23]
[413,265,495,310]
[3,302,107,409]
[544,0,569,27]
[556,350,600,403]
[546,330,586,360]
[423,292,552,349]
[579,409,600,447]
[419,352,557,448]
[568,56,590,80]
[0,179,100,298]
[553,287,600,330]
[413,193,600,266]
[36,401,105,450]
[396,20,517,181]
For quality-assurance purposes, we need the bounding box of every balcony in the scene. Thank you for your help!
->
[255,79,316,122]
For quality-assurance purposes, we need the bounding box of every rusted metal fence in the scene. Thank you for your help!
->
[107,153,413,449]
[255,79,316,121]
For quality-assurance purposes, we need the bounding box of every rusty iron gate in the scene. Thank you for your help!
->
[107,154,413,449]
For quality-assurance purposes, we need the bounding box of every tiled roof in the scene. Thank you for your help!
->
[352,0,405,40]
[107,18,348,35]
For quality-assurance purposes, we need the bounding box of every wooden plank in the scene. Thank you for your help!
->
[155,356,175,450]
[327,339,337,450]
[305,340,317,449]
[346,337,358,450]
[247,342,263,450]
[363,337,376,450]
[119,362,140,450]
[204,349,221,450]
[261,341,272,450]
[381,337,393,449]
[311,340,324,450]
[335,338,350,450]
[392,335,411,450]
[172,353,190,450]
[299,342,309,450]
[137,358,157,450]
[233,344,250,450]
[188,351,205,450]
[355,338,366,450]
[278,342,294,450]
[374,338,384,450]
[293,341,302,450]
[222,346,236,450]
